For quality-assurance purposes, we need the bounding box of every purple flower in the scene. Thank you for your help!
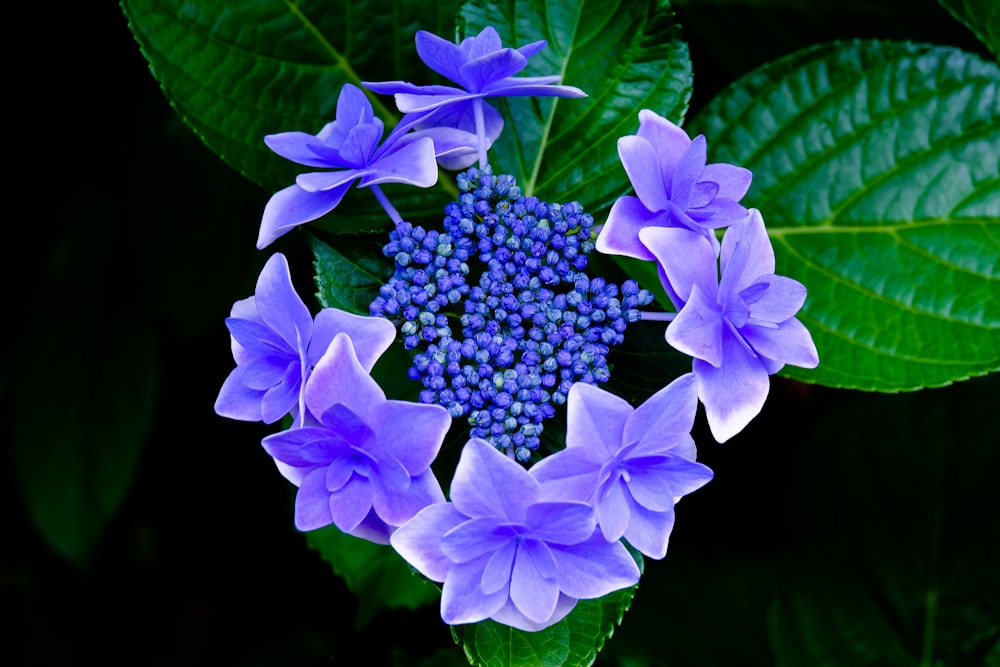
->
[390,438,640,631]
[214,253,396,424]
[261,333,450,544]
[639,210,819,442]
[596,110,752,260]
[364,26,586,167]
[258,84,439,248]
[530,375,712,559]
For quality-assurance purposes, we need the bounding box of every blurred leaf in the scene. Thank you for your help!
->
[452,547,644,667]
[689,40,1000,391]
[119,0,460,230]
[310,232,391,315]
[459,0,692,209]
[938,0,1000,59]
[306,525,440,628]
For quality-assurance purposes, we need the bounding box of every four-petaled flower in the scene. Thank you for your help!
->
[390,438,641,631]
[364,26,586,166]
[596,109,752,261]
[258,84,439,248]
[261,332,450,544]
[214,252,396,424]
[639,210,819,442]
[531,375,713,559]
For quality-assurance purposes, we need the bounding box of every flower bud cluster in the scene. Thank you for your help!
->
[370,167,653,462]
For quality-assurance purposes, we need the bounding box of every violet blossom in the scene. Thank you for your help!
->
[390,438,640,631]
[639,210,819,443]
[596,109,752,261]
[530,375,713,559]
[214,252,396,425]
[261,333,450,544]
[258,84,439,248]
[364,26,586,167]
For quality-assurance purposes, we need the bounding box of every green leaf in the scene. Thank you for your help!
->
[452,547,644,667]
[119,0,459,230]
[306,524,440,628]
[459,0,691,209]
[688,40,1000,391]
[938,0,1000,60]
[310,232,391,315]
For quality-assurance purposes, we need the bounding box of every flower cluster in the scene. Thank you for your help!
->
[216,23,817,635]
[370,167,654,461]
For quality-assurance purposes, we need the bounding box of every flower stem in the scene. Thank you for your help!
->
[639,311,677,322]
[370,184,403,224]
[473,98,488,168]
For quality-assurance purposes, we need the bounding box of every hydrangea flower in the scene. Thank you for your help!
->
[364,26,586,166]
[639,210,819,442]
[258,84,439,248]
[390,438,641,631]
[596,109,752,261]
[261,332,450,544]
[214,252,396,424]
[530,375,713,559]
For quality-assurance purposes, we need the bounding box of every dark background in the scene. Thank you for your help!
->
[4,1,997,665]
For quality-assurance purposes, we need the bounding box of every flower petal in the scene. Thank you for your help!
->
[741,317,819,369]
[670,134,707,210]
[618,135,669,213]
[550,533,641,599]
[700,163,752,201]
[253,253,313,350]
[441,556,509,625]
[595,195,667,261]
[450,439,539,522]
[628,456,713,510]
[635,109,691,179]
[565,382,631,457]
[744,275,808,324]
[694,333,770,443]
[624,372,698,453]
[214,366,265,421]
[370,400,450,474]
[390,503,468,581]
[345,508,393,545]
[481,539,516,595]
[308,309,396,370]
[361,136,438,188]
[459,48,528,92]
[442,517,514,563]
[328,477,375,533]
[258,183,351,249]
[720,209,774,291]
[596,478,631,542]
[623,502,675,560]
[639,226,719,305]
[666,283,726,367]
[305,333,386,422]
[530,446,604,503]
[414,29,465,84]
[489,594,577,632]
[264,131,342,168]
[373,466,444,527]
[525,502,596,545]
[510,540,560,624]
[294,468,334,531]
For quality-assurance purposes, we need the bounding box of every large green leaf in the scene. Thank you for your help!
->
[306,525,440,628]
[120,0,459,231]
[938,0,1000,59]
[452,547,643,667]
[688,40,1000,391]
[310,232,390,315]
[459,0,691,210]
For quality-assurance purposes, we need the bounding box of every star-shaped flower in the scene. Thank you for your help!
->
[530,375,713,559]
[596,109,752,260]
[364,26,585,166]
[390,438,640,631]
[258,84,439,248]
[214,252,396,424]
[639,210,819,442]
[261,333,450,544]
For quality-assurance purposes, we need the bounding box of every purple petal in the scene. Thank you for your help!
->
[525,502,596,545]
[236,354,290,390]
[530,446,604,503]
[450,439,539,522]
[666,284,726,367]
[259,363,302,424]
[595,195,668,261]
[335,84,374,129]
[490,594,577,632]
[442,517,514,563]
[362,136,438,188]
[264,131,341,168]
[261,426,351,468]
[481,540,516,595]
[325,454,357,493]
[479,81,586,98]
[467,26,503,59]
[510,540,560,624]
[459,48,528,92]
[693,333,770,443]
[295,168,364,193]
[741,317,819,369]
[689,181,720,209]
[441,556,509,625]
[624,373,698,453]
[345,508,393,545]
[305,333,386,423]
[363,80,462,96]
[390,503,468,581]
[372,463,444,528]
[670,135,707,210]
[720,210,774,291]
[639,226,719,305]
[258,183,351,249]
[700,163,752,201]
[623,502,675,560]
[214,367,264,421]
[294,468,334,531]
[550,533,641,599]
[394,90,476,114]
[328,477,375,533]
[627,457,713,510]
[743,275,808,324]
[596,479,630,542]
[565,382,631,457]
[688,197,751,229]
[517,40,547,60]
[618,135,669,213]
[254,253,313,350]
[309,309,396,370]
[370,400,450,474]
[336,122,382,167]
[635,109,691,179]
[414,30,465,84]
